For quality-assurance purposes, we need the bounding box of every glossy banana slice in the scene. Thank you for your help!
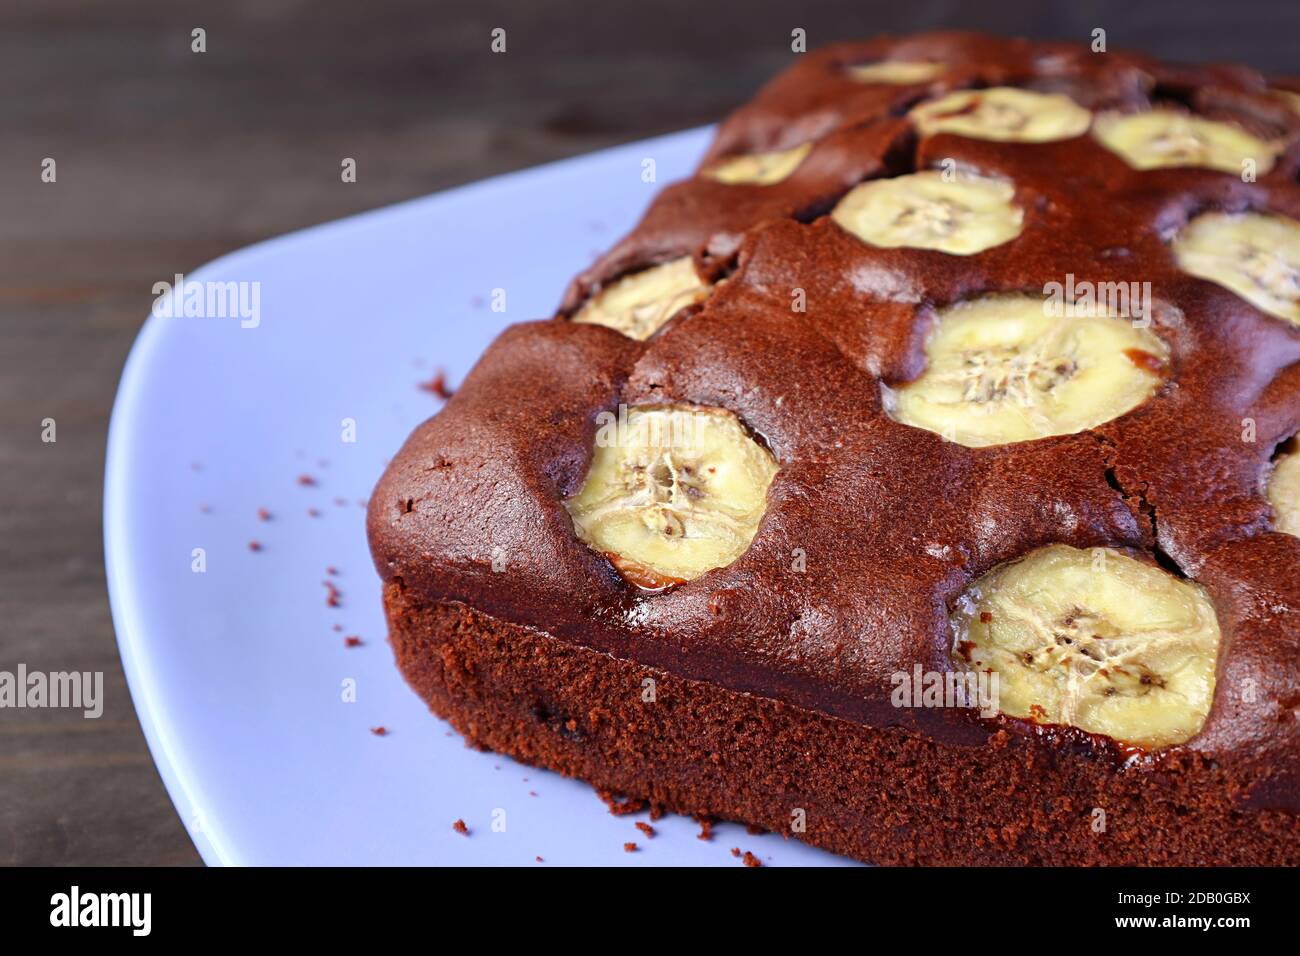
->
[1172,211,1300,325]
[572,257,711,340]
[702,142,812,185]
[831,170,1023,254]
[909,87,1092,142]
[565,405,779,590]
[1268,451,1300,537]
[1092,109,1281,173]
[951,544,1221,749]
[887,294,1168,447]
[847,60,946,84]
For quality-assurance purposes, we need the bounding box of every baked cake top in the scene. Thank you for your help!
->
[370,32,1300,807]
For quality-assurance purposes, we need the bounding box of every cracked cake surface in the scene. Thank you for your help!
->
[369,31,1300,863]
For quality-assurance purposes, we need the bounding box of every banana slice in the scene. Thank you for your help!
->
[1092,109,1281,173]
[565,405,779,590]
[951,544,1221,749]
[701,142,813,186]
[909,87,1092,142]
[847,60,946,84]
[1172,211,1300,325]
[831,170,1023,254]
[1268,451,1300,537]
[887,294,1168,447]
[572,257,711,340]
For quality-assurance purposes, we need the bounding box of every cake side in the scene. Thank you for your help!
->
[384,586,1300,865]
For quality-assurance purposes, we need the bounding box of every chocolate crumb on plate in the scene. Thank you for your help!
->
[419,370,455,400]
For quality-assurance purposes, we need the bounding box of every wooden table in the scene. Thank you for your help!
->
[0,0,1290,866]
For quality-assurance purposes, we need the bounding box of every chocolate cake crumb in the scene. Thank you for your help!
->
[742,851,762,868]
[345,636,363,647]
[452,819,469,835]
[535,855,543,862]
[297,474,317,487]
[695,816,714,841]
[370,726,388,736]
[730,847,741,858]
[598,789,647,816]
[623,842,638,853]
[635,821,655,838]
[247,540,262,552]
[419,370,455,400]
[308,507,322,518]
[324,581,342,608]
[257,507,272,521]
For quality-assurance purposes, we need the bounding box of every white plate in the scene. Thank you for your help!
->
[105,127,854,866]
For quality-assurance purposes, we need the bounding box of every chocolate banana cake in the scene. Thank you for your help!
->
[368,32,1300,865]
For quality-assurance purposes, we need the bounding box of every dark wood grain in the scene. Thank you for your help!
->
[0,0,1292,866]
